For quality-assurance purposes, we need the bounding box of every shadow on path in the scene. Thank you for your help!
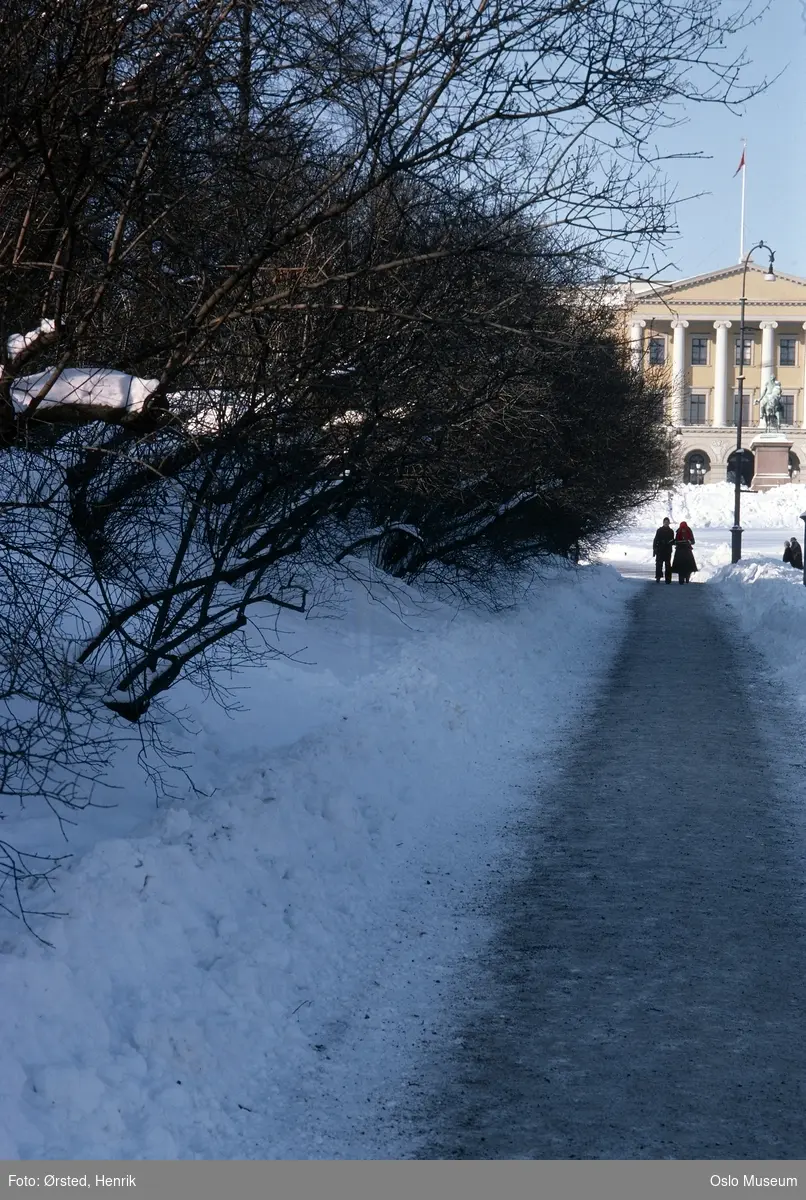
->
[412,582,806,1158]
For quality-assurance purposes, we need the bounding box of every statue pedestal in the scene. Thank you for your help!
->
[750,433,792,491]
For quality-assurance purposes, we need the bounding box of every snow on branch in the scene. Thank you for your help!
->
[10,366,159,418]
[6,318,58,365]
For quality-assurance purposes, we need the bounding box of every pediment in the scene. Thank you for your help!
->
[635,263,806,308]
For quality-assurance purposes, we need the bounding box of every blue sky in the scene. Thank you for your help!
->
[643,0,805,281]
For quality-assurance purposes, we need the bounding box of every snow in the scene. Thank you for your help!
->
[387,523,422,540]
[174,391,235,435]
[598,480,806,798]
[706,558,806,715]
[7,476,806,1160]
[596,483,806,581]
[633,481,806,531]
[0,560,631,1159]
[7,319,56,364]
[327,409,365,427]
[11,368,158,414]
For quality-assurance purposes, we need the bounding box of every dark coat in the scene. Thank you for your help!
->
[672,536,697,577]
[789,540,804,570]
[652,525,675,560]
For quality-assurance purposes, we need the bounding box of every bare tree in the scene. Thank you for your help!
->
[0,0,764,923]
[1,0,761,420]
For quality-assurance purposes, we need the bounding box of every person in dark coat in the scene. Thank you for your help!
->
[672,521,697,584]
[783,539,794,566]
[652,517,675,583]
[788,536,803,570]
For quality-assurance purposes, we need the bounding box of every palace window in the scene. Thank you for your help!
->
[648,337,666,365]
[782,393,795,425]
[734,337,753,366]
[732,391,751,426]
[779,337,797,367]
[690,337,709,366]
[687,393,707,425]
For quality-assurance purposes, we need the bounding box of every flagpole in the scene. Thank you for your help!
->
[739,139,746,262]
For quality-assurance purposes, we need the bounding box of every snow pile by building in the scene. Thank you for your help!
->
[0,560,630,1160]
[632,483,806,530]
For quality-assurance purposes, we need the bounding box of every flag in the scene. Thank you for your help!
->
[734,147,746,177]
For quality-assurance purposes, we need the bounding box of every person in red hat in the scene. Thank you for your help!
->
[672,521,697,584]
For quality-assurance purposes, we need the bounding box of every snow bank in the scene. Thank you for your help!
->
[632,483,806,530]
[1,562,630,1160]
[708,559,806,702]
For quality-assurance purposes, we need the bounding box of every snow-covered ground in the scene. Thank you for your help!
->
[596,482,806,581]
[1,561,631,1160]
[599,480,806,775]
[665,485,806,723]
[5,480,806,1161]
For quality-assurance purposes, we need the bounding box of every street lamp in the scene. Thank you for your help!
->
[665,423,681,486]
[732,240,776,563]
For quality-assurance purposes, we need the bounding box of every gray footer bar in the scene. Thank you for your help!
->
[3,1161,805,1200]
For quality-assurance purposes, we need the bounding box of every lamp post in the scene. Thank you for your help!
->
[800,512,806,587]
[665,423,680,487]
[732,240,776,563]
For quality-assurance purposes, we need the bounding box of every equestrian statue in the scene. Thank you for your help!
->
[759,376,785,433]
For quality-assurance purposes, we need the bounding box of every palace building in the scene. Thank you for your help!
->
[622,261,806,487]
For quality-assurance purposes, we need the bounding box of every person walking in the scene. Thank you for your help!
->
[672,521,697,584]
[652,517,675,584]
[788,536,803,570]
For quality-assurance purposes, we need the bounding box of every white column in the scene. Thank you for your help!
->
[630,319,646,370]
[671,319,689,424]
[713,320,732,427]
[760,320,778,392]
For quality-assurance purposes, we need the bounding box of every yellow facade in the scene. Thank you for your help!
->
[622,261,806,484]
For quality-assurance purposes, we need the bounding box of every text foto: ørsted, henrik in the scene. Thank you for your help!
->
[8,1177,136,1188]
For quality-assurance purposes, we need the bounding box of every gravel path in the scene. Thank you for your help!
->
[414,581,806,1158]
